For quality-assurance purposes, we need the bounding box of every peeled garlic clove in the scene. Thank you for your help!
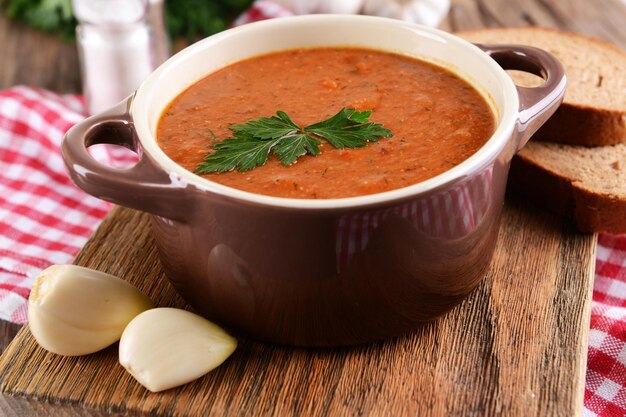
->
[28,264,153,356]
[119,308,237,392]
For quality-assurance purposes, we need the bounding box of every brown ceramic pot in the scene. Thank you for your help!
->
[62,15,566,346]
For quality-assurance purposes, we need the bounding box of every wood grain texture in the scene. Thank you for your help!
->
[0,201,595,417]
[441,0,626,49]
[0,15,81,92]
[0,322,19,357]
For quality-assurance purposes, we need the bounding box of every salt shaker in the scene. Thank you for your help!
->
[73,0,168,115]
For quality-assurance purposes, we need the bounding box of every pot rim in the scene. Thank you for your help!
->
[131,14,519,209]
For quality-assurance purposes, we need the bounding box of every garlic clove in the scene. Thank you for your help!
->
[319,0,364,14]
[28,264,153,356]
[272,0,364,15]
[119,308,237,392]
[362,0,450,27]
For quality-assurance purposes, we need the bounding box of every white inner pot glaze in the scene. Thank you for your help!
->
[132,14,519,209]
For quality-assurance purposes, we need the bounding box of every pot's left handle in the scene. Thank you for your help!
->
[477,43,567,151]
[62,96,190,221]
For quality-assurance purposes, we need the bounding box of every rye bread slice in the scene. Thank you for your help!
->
[509,141,626,233]
[458,27,626,147]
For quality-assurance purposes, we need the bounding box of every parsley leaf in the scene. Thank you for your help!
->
[273,133,322,166]
[230,111,300,140]
[305,108,391,149]
[195,108,392,174]
[194,137,281,174]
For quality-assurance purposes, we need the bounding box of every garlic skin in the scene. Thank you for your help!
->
[119,308,237,392]
[28,265,153,356]
[362,0,450,27]
[271,0,364,15]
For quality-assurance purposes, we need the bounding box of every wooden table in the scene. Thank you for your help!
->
[1,0,625,416]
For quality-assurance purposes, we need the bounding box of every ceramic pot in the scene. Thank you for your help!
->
[62,15,566,346]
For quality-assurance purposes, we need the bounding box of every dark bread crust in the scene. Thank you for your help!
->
[509,152,626,234]
[535,104,626,147]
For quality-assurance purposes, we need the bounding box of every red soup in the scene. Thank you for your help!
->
[157,48,496,199]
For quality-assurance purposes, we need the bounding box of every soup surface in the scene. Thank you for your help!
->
[157,48,495,199]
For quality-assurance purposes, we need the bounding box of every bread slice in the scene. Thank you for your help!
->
[458,27,626,147]
[509,141,626,233]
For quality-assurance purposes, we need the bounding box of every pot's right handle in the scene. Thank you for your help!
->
[476,43,567,151]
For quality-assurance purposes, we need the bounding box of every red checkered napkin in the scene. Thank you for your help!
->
[0,86,137,323]
[0,2,625,416]
[1,86,98,323]
[585,234,626,417]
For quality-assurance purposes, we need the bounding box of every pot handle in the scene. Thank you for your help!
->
[61,96,190,221]
[476,43,567,151]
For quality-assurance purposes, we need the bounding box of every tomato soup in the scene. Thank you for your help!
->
[157,48,495,199]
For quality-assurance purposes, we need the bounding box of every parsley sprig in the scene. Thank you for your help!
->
[195,108,392,174]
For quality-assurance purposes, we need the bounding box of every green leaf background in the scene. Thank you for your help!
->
[1,0,254,41]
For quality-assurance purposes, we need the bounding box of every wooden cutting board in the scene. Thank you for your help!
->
[0,198,595,417]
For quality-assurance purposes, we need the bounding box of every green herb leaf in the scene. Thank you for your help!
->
[230,111,300,140]
[306,108,392,149]
[195,137,281,174]
[195,108,392,174]
[273,133,322,166]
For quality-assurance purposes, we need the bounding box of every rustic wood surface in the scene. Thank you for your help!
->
[0,204,596,417]
[1,0,625,415]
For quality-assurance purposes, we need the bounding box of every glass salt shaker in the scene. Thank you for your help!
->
[73,0,168,115]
